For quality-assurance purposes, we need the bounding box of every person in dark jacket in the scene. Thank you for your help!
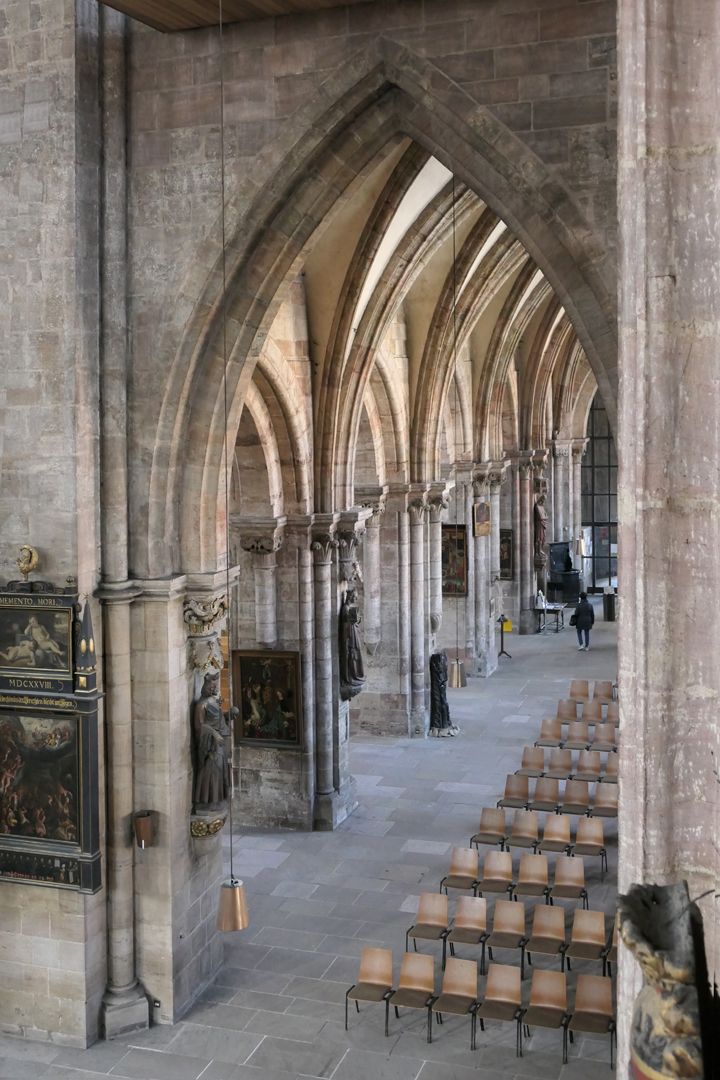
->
[574,592,595,651]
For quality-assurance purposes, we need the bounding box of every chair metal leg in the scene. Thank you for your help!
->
[405,930,409,951]
[520,945,525,980]
[442,935,447,971]
[610,1025,616,1069]
[427,1006,432,1044]
[355,1000,360,1013]
[527,951,533,966]
[413,938,418,952]
[394,1005,400,1019]
[471,1010,476,1051]
[345,990,350,1030]
[480,940,486,976]
[563,1021,569,1064]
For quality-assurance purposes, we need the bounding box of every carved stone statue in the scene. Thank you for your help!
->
[192,672,232,811]
[429,652,452,735]
[339,588,365,701]
[534,494,548,557]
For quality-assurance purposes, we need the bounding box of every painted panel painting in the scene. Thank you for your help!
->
[473,501,491,537]
[442,524,468,596]
[500,528,514,580]
[0,607,72,677]
[0,712,79,844]
[233,650,302,747]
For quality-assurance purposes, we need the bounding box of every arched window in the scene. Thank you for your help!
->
[581,396,617,592]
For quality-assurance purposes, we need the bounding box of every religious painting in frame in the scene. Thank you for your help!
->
[441,524,468,597]
[473,501,491,537]
[0,710,79,844]
[0,595,74,692]
[233,650,302,748]
[500,528,514,580]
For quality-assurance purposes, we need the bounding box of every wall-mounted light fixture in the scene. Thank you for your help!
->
[133,810,156,849]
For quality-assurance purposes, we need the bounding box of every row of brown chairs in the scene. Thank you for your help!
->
[440,847,590,908]
[472,809,608,877]
[346,947,616,1065]
[536,719,618,751]
[498,774,618,817]
[555,697,619,725]
[569,679,616,704]
[517,746,617,783]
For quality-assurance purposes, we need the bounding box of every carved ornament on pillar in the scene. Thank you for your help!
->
[310,530,339,564]
[571,438,588,463]
[183,594,228,635]
[428,491,449,523]
[552,442,571,459]
[188,634,224,677]
[472,466,491,499]
[408,495,429,525]
[488,467,505,492]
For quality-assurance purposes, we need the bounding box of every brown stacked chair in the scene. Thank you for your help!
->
[603,915,618,976]
[605,700,619,725]
[513,854,549,902]
[559,779,590,816]
[447,896,488,974]
[497,774,529,809]
[601,753,618,783]
[569,679,590,704]
[471,808,507,851]
[476,850,513,898]
[506,810,539,852]
[564,909,606,973]
[590,783,618,818]
[538,815,572,855]
[516,746,545,777]
[429,957,479,1050]
[563,721,590,750]
[549,855,589,909]
[440,847,480,895]
[567,974,616,1068]
[593,680,615,704]
[528,777,559,812]
[345,946,394,1034]
[590,723,617,752]
[574,749,602,782]
[486,900,528,979]
[581,698,603,726]
[406,893,450,967]
[535,718,563,748]
[475,963,524,1056]
[521,969,569,1063]
[545,748,573,779]
[573,817,608,878]
[388,952,435,1041]
[557,698,578,725]
[526,905,567,971]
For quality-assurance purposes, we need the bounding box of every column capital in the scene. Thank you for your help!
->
[472,463,492,497]
[232,515,286,555]
[407,483,430,524]
[311,514,340,564]
[552,439,572,459]
[427,482,450,522]
[355,484,388,525]
[571,438,589,461]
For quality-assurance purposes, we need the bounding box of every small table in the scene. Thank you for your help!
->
[535,603,566,633]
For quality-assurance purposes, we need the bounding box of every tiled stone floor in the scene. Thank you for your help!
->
[0,608,618,1080]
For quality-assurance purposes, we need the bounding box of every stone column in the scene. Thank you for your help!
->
[487,465,505,670]
[311,519,339,827]
[286,520,316,818]
[428,488,448,653]
[238,522,285,649]
[464,478,476,664]
[472,466,493,676]
[394,487,412,735]
[517,456,535,634]
[361,506,383,653]
[571,439,587,562]
[408,490,429,735]
[553,440,572,541]
[618,0,720,1062]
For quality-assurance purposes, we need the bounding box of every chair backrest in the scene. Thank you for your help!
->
[542,815,571,845]
[398,951,435,993]
[563,779,590,807]
[530,903,565,942]
[483,850,513,882]
[441,956,477,999]
[574,974,613,1019]
[518,853,549,887]
[548,748,572,773]
[554,854,585,890]
[503,773,529,800]
[454,895,487,932]
[533,777,559,803]
[357,946,393,988]
[416,892,448,928]
[510,810,538,842]
[538,718,562,740]
[570,909,605,947]
[449,846,479,879]
[593,680,614,702]
[485,963,522,1007]
[603,753,618,778]
[581,699,603,722]
[557,698,577,722]
[593,784,618,811]
[529,968,567,1010]
[576,749,601,776]
[519,746,545,772]
[492,899,525,937]
[569,679,590,701]
[575,816,604,847]
[605,701,619,724]
[566,721,589,742]
[478,807,507,835]
[591,723,616,746]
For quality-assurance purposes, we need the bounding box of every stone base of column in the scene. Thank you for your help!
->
[476,652,498,678]
[313,777,358,831]
[518,610,536,635]
[102,984,150,1040]
[410,705,428,737]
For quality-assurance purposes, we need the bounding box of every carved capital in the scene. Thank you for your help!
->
[553,442,571,459]
[183,594,228,635]
[311,532,339,564]
[408,497,429,525]
[428,492,449,523]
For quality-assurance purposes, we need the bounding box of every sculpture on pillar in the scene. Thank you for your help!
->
[533,494,549,558]
[339,588,365,701]
[192,672,233,812]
